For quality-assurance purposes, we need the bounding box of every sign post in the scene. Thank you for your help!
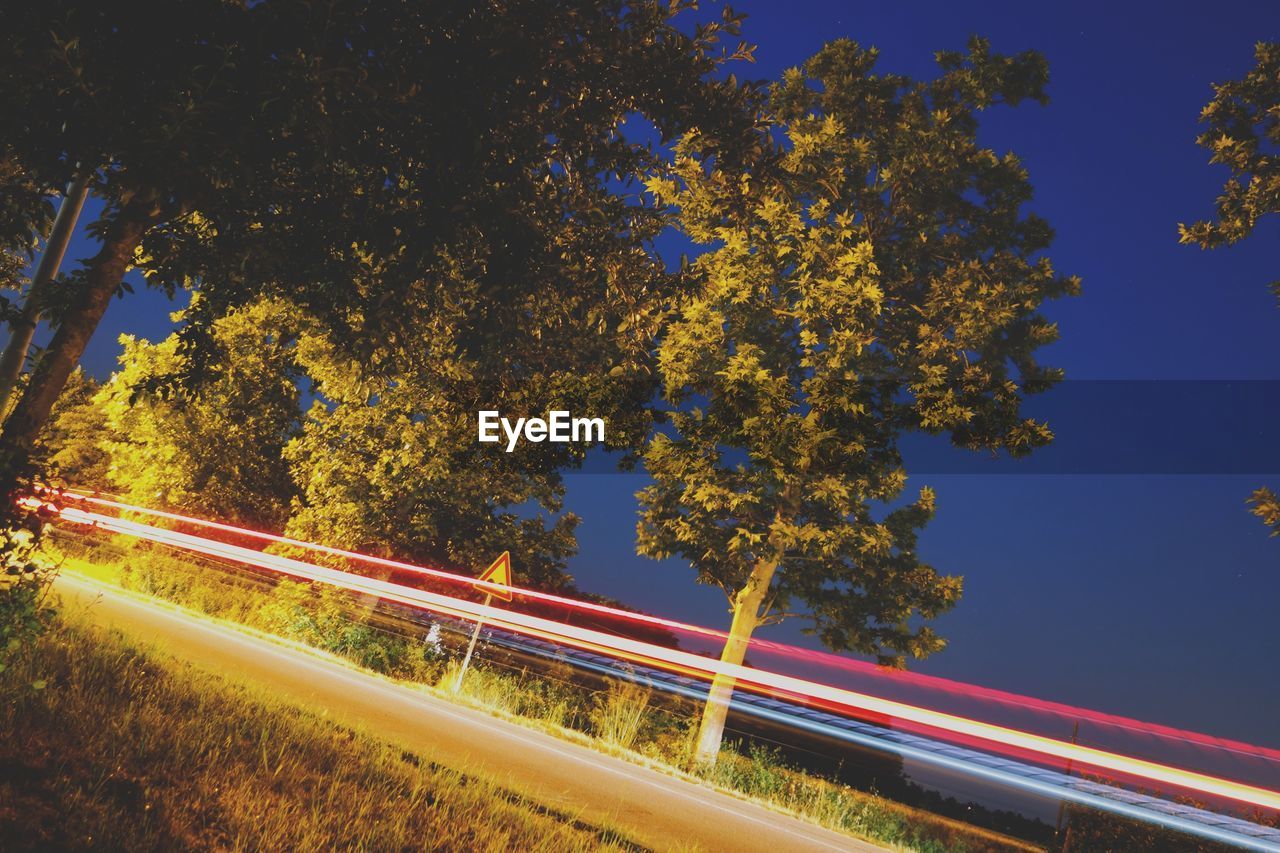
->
[452,551,513,693]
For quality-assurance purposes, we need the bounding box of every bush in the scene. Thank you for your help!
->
[442,656,593,732]
[257,579,445,678]
[0,525,57,688]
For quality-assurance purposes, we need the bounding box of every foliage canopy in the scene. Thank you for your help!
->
[0,0,760,485]
[1179,41,1279,259]
[640,38,1079,666]
[97,299,302,529]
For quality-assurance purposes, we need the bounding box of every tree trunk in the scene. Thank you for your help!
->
[0,208,150,489]
[691,559,777,766]
[0,173,92,416]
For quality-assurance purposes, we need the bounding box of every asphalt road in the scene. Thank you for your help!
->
[55,573,880,853]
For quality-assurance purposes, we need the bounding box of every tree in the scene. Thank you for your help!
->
[278,208,678,587]
[1248,488,1280,537]
[283,378,583,591]
[0,155,60,536]
[30,367,112,490]
[0,153,53,290]
[0,0,758,495]
[0,154,53,283]
[0,173,91,415]
[0,154,55,409]
[1179,43,1279,536]
[96,299,301,529]
[639,38,1079,764]
[1178,42,1279,273]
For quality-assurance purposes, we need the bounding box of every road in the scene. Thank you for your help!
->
[54,573,878,853]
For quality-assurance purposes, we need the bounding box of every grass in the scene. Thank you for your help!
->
[702,746,1039,853]
[48,530,1046,852]
[0,614,638,852]
[431,657,1032,853]
[589,677,654,751]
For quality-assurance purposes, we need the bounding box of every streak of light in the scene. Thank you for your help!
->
[48,489,718,633]
[44,487,1280,766]
[491,634,1280,853]
[30,495,1280,813]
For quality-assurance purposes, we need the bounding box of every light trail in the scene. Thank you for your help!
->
[46,489,717,635]
[31,495,1280,814]
[488,633,1280,852]
[43,487,1280,767]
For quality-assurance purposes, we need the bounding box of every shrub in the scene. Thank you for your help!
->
[0,525,57,687]
[257,580,429,675]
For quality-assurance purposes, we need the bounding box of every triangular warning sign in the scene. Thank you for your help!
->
[474,551,513,602]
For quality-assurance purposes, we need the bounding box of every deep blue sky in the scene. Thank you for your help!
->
[569,0,1280,753]
[45,1,1280,748]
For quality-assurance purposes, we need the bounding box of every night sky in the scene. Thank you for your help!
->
[46,1,1280,747]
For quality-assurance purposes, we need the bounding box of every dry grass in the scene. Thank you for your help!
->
[0,616,637,852]
[590,678,653,751]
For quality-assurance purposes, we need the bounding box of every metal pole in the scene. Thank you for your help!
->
[453,591,493,692]
[0,172,92,417]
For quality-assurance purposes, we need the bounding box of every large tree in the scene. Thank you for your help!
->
[36,287,600,587]
[30,368,112,490]
[639,38,1079,764]
[0,0,758,494]
[279,212,667,587]
[1178,42,1280,537]
[96,299,302,529]
[0,155,54,383]
[283,376,585,591]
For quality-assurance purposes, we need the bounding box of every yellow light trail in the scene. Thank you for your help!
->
[38,499,1280,813]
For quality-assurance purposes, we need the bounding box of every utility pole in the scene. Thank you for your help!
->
[0,173,92,417]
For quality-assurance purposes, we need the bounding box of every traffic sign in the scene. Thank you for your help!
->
[474,550,513,601]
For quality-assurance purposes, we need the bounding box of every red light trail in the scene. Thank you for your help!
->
[46,488,1280,767]
[28,491,1280,813]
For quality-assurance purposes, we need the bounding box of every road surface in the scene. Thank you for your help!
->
[54,573,879,853]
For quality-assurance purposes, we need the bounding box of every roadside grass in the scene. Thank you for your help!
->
[49,532,1043,852]
[0,615,637,852]
[702,745,1041,853]
[589,677,654,751]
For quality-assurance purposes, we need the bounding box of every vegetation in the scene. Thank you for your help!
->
[96,298,301,529]
[0,0,757,493]
[1,7,1271,851]
[1180,41,1279,259]
[1056,799,1279,852]
[36,293,592,587]
[0,155,53,394]
[0,525,56,688]
[31,368,110,489]
[1250,488,1280,537]
[0,616,637,851]
[639,38,1079,763]
[0,156,51,316]
[51,532,1041,852]
[280,336,586,589]
[1179,42,1280,537]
